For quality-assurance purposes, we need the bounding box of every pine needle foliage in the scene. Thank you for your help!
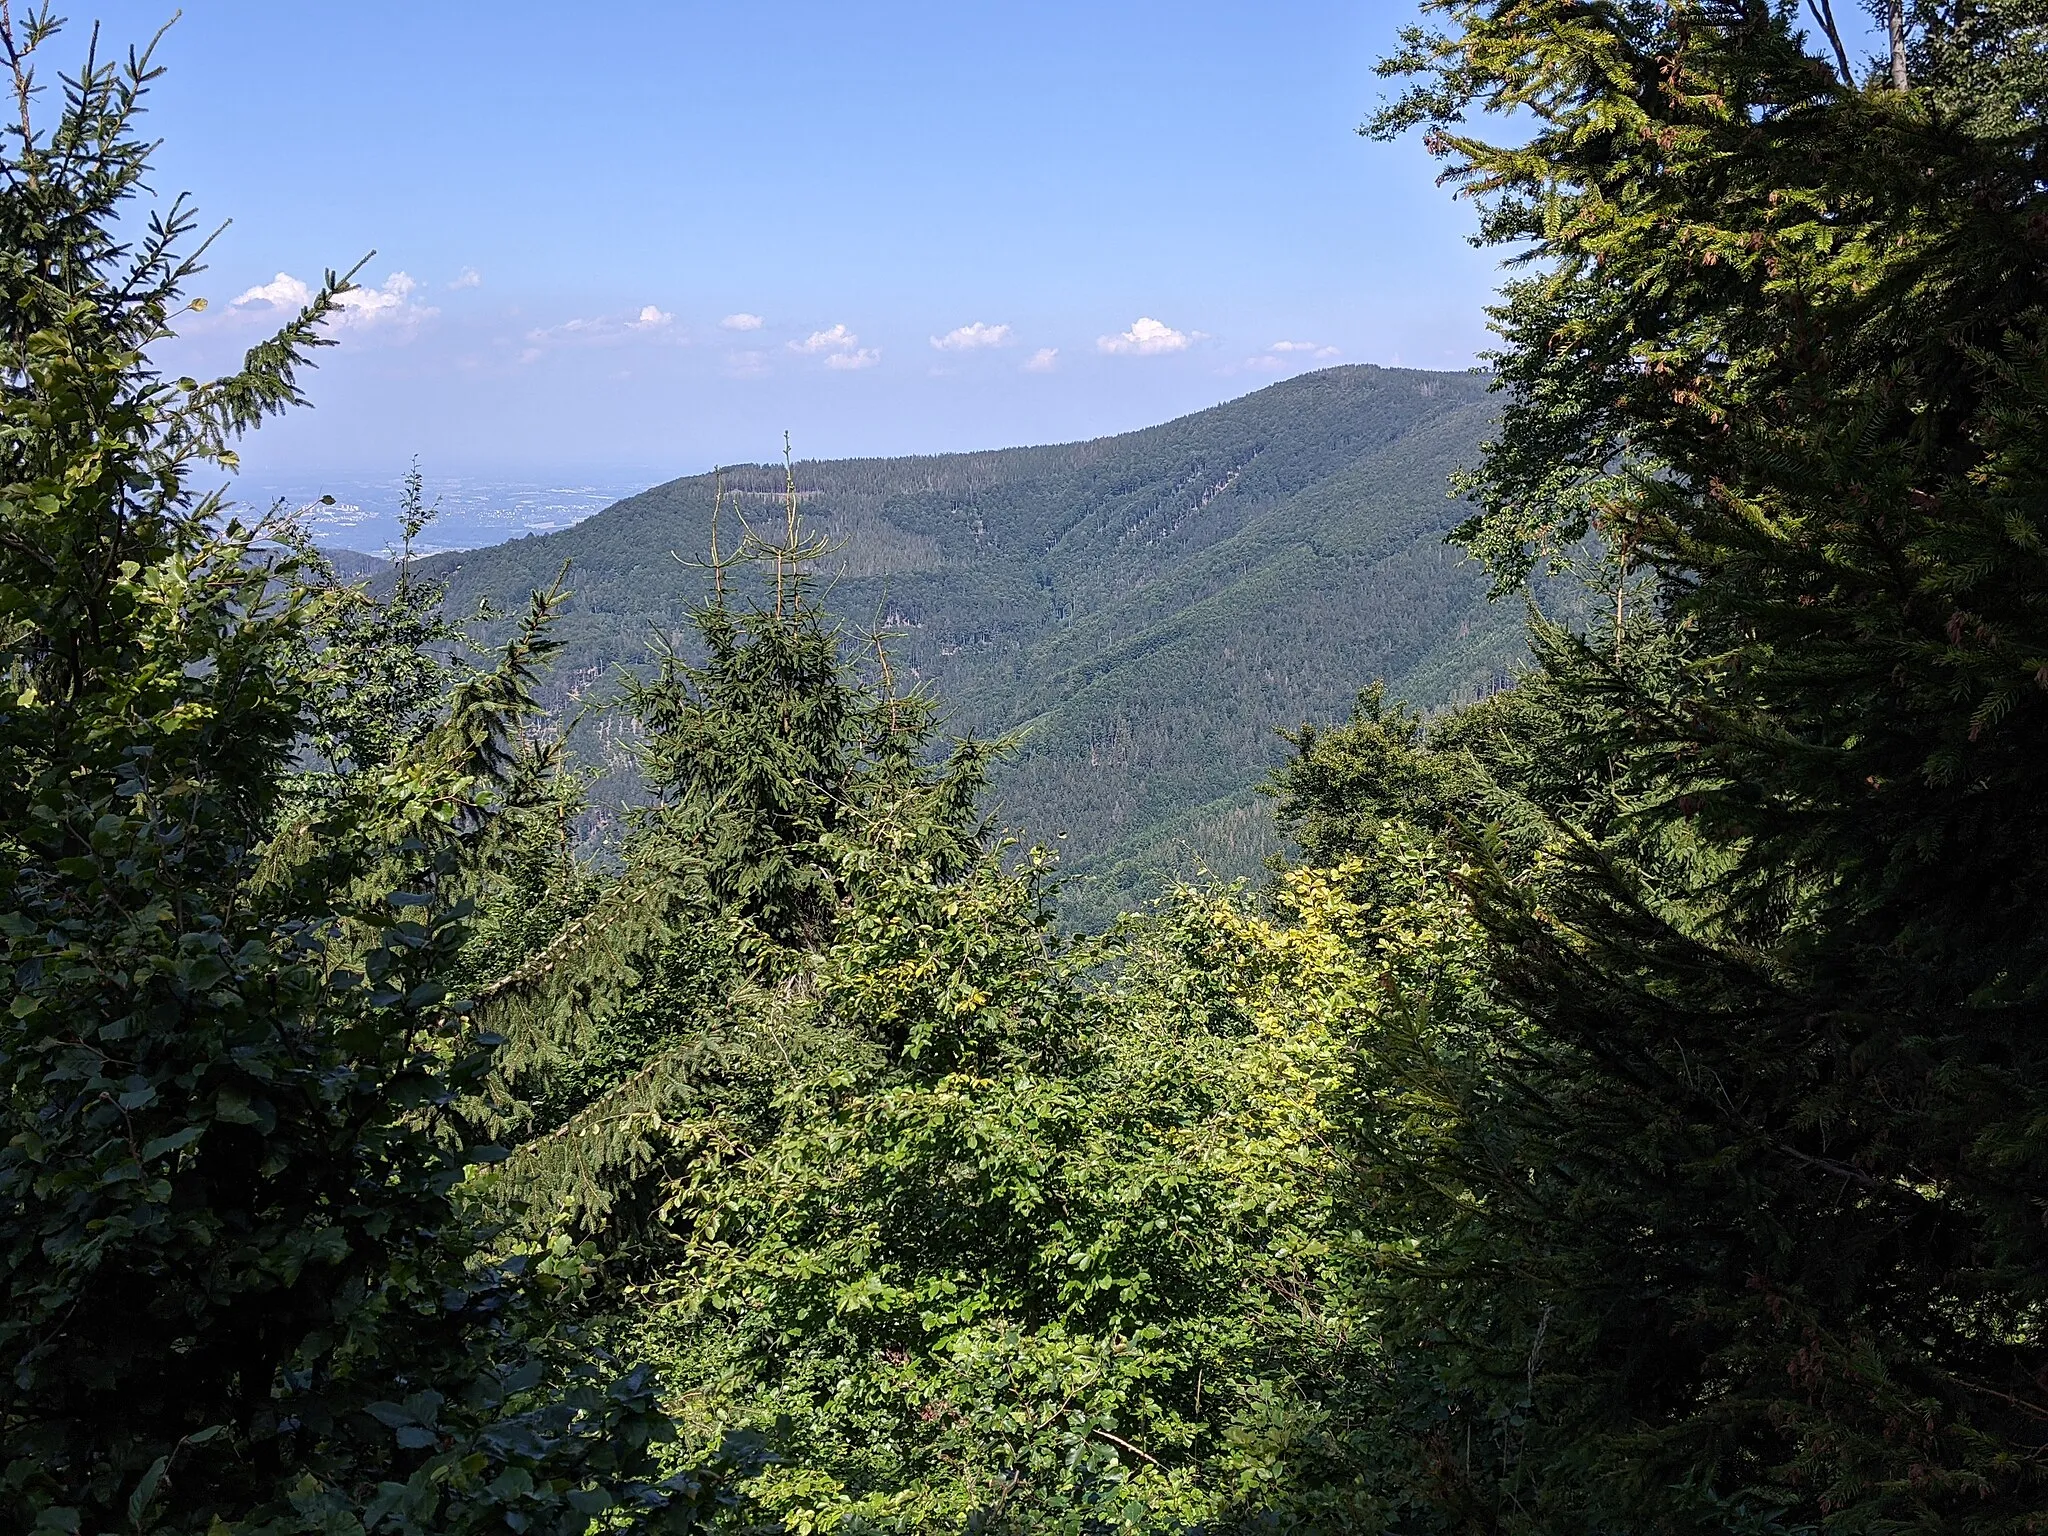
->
[480,483,996,1248]
[0,15,737,1530]
[1313,0,2048,1528]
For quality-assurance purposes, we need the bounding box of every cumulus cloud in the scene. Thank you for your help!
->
[1097,316,1199,356]
[1023,347,1059,373]
[234,270,436,330]
[232,272,314,310]
[721,312,765,331]
[338,271,432,325]
[1269,339,1340,358]
[792,323,860,354]
[931,321,1012,351]
[449,266,482,290]
[790,324,880,369]
[631,305,674,330]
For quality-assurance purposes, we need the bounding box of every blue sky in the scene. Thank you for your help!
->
[82,1,1503,480]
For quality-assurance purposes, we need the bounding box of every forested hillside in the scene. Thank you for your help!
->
[420,367,1514,919]
[9,4,2047,1535]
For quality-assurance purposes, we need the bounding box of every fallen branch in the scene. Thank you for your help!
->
[1090,1427,1161,1468]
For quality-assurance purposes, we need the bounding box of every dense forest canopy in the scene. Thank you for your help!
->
[3,1,2046,1533]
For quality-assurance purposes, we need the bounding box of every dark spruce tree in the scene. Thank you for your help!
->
[0,14,734,1532]
[473,469,997,1246]
[1301,0,2048,1529]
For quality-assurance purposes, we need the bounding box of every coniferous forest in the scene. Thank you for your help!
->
[4,2,2047,1533]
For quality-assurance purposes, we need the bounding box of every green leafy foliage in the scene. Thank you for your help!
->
[585,840,1495,1533]
[20,4,2048,1534]
[0,15,732,1531]
[1313,1,2048,1528]
[450,487,1501,1530]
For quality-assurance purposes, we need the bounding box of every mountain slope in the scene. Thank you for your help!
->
[423,365,1515,922]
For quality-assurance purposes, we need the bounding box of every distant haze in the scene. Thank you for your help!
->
[77,0,1502,482]
[236,473,665,557]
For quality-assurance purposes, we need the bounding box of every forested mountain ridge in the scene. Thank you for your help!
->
[422,364,1513,916]
[15,4,2048,1531]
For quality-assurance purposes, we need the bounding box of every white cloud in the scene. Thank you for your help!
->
[721,312,765,331]
[524,303,683,348]
[931,321,1012,351]
[1231,339,1344,376]
[235,270,436,330]
[449,266,482,290]
[792,323,860,354]
[789,324,879,369]
[232,272,314,310]
[529,317,599,340]
[336,271,434,327]
[1097,316,1199,356]
[1023,347,1059,373]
